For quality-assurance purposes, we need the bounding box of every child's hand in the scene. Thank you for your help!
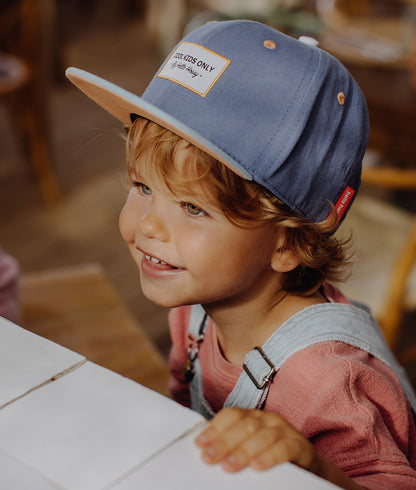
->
[195,407,320,473]
[195,408,363,490]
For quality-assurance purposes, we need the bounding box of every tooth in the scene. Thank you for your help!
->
[150,257,159,263]
[161,261,167,265]
[145,254,151,260]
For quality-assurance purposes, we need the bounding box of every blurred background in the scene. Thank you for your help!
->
[0,0,416,391]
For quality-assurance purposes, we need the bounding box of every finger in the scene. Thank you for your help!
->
[250,435,313,471]
[195,408,246,447]
[199,414,263,464]
[221,426,284,472]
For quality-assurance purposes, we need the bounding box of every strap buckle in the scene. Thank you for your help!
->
[243,346,276,390]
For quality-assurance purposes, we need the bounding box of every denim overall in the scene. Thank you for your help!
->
[187,303,416,420]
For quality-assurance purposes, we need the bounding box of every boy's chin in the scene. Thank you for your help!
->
[140,287,189,309]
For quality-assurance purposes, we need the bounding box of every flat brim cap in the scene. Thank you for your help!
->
[66,20,369,223]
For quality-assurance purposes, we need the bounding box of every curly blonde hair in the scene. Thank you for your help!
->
[126,117,351,295]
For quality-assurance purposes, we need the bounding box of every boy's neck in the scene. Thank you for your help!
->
[203,290,327,366]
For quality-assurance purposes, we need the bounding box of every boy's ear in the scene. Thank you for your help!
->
[270,233,301,273]
[271,247,300,273]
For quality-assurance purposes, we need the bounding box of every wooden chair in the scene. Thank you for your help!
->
[0,0,61,204]
[341,166,416,365]
[362,167,416,361]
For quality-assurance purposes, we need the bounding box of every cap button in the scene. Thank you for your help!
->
[263,40,277,50]
[337,92,346,105]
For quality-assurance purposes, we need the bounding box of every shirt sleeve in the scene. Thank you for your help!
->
[267,341,416,489]
[168,306,192,408]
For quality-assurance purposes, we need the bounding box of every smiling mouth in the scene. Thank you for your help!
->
[144,254,184,270]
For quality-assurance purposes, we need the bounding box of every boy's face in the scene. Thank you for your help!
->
[119,146,281,310]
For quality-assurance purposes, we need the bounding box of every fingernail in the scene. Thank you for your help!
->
[206,446,217,457]
[195,433,207,443]
[195,431,213,446]
[223,455,240,472]
[202,446,217,463]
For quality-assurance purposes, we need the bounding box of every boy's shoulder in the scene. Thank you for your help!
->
[278,340,401,387]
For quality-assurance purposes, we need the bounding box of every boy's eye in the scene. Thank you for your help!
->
[135,182,152,196]
[183,202,207,217]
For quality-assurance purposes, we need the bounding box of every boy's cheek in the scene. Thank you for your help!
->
[118,207,132,244]
[119,194,139,245]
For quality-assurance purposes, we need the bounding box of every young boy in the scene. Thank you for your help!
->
[66,20,416,489]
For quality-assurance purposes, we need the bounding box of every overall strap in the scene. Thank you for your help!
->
[224,303,416,413]
[188,305,216,419]
[188,304,207,337]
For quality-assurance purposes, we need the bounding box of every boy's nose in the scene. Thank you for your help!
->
[137,205,169,242]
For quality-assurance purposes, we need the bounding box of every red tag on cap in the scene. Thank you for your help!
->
[334,186,355,220]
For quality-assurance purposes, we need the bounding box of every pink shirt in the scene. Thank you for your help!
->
[169,285,416,488]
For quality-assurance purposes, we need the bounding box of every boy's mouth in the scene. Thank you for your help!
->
[143,253,184,270]
[145,254,168,265]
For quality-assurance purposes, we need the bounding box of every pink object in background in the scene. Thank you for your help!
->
[0,250,20,324]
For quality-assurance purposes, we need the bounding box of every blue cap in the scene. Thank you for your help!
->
[66,20,369,224]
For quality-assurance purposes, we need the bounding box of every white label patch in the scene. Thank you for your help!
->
[157,42,231,97]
